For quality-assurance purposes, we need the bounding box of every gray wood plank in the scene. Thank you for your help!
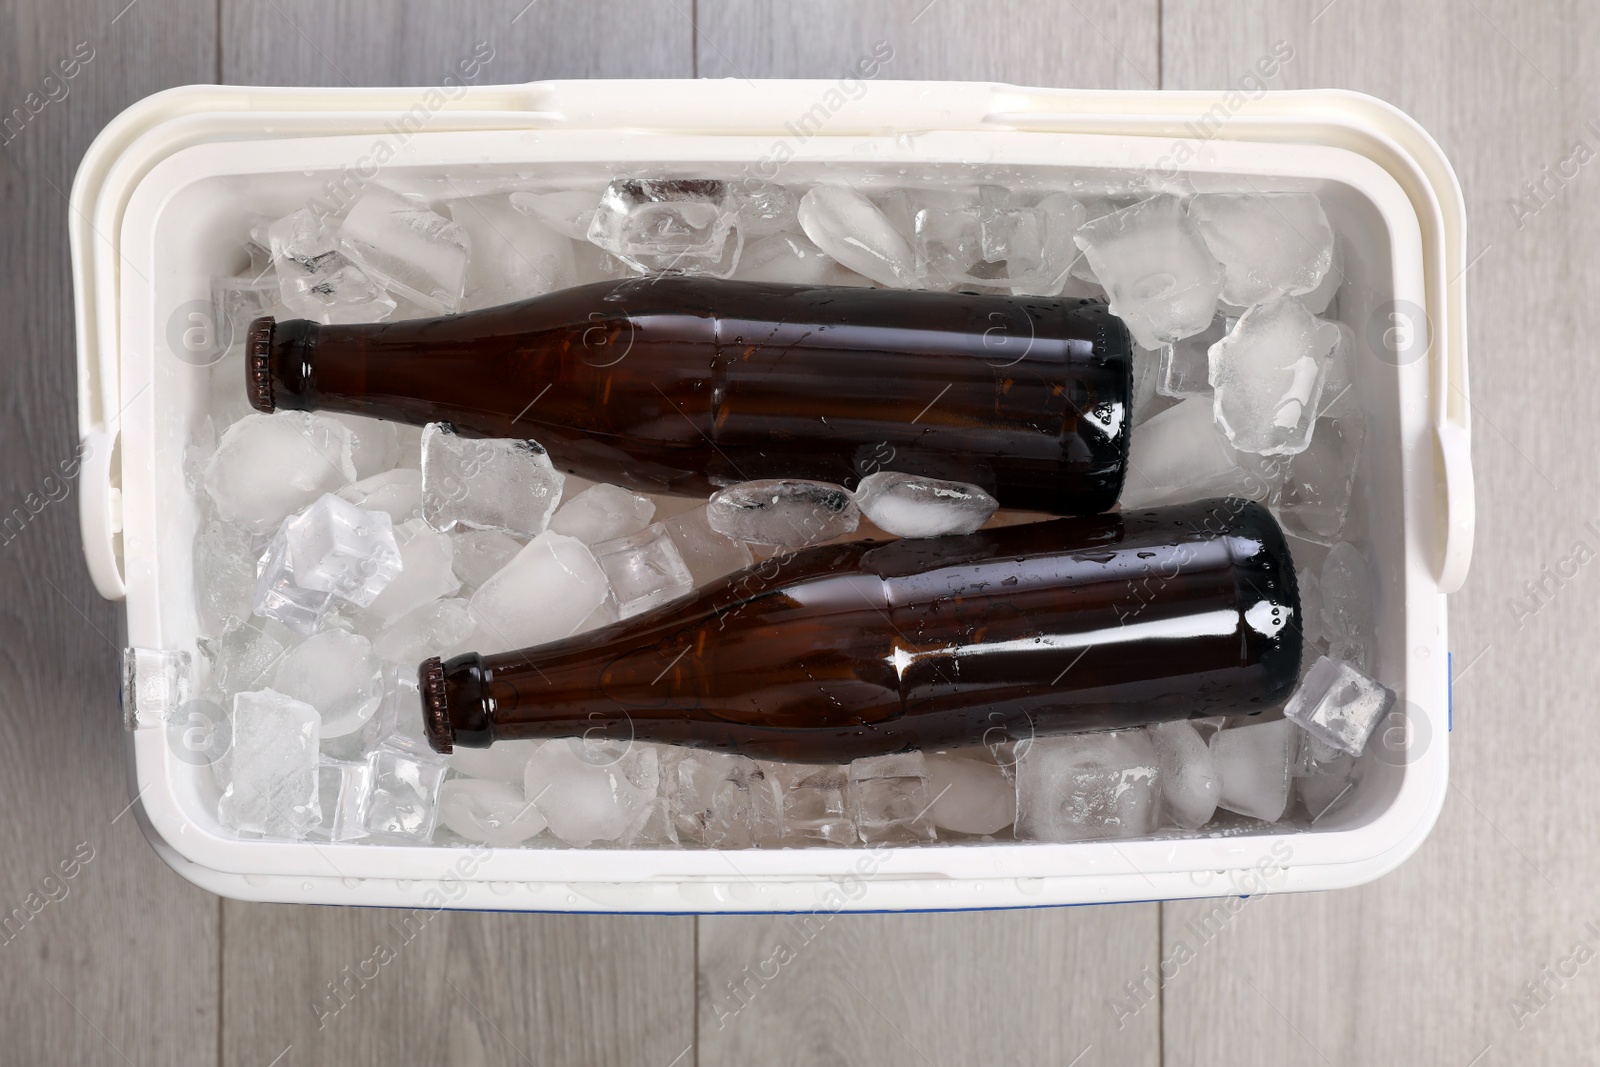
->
[0,0,221,1065]
[695,0,1161,88]
[216,6,698,1067]
[694,6,1163,1067]
[221,0,695,86]
[699,909,1161,1067]
[1159,2,1596,1064]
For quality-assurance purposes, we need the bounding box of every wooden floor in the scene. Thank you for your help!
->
[0,0,1589,1062]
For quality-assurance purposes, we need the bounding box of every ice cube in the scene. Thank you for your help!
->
[193,517,257,638]
[1120,396,1262,509]
[420,423,565,536]
[251,525,335,635]
[437,778,548,846]
[372,597,475,666]
[733,181,799,239]
[121,647,193,730]
[1013,731,1160,842]
[548,483,655,544]
[1272,414,1365,543]
[337,468,424,525]
[468,531,609,652]
[524,740,658,845]
[1209,719,1295,822]
[267,208,397,324]
[730,232,844,285]
[761,763,854,845]
[587,179,741,276]
[203,412,358,535]
[448,738,540,783]
[1130,343,1173,427]
[337,185,470,314]
[446,193,577,311]
[1148,720,1221,830]
[1189,193,1334,307]
[311,757,373,842]
[508,189,600,240]
[1285,655,1395,757]
[200,622,287,705]
[363,744,448,841]
[281,493,402,607]
[1297,737,1357,822]
[217,689,321,838]
[884,187,982,286]
[1318,541,1373,658]
[849,752,936,844]
[664,748,773,848]
[660,506,754,586]
[210,273,279,363]
[592,523,694,619]
[1208,297,1341,456]
[272,628,384,741]
[974,189,1085,294]
[852,471,997,538]
[706,479,860,547]
[1073,195,1224,349]
[362,519,462,629]
[449,528,525,593]
[796,186,919,288]
[356,666,432,759]
[325,413,400,480]
[1158,311,1231,400]
[924,754,1015,836]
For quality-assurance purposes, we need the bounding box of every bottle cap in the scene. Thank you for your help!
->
[420,657,453,753]
[247,316,276,413]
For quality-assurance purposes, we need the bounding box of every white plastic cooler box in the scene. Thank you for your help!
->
[72,80,1473,911]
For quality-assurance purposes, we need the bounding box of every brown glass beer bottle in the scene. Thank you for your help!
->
[420,498,1301,763]
[248,277,1132,515]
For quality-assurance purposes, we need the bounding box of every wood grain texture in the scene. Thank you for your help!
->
[695,0,1160,88]
[0,1,221,1065]
[1159,2,1598,1065]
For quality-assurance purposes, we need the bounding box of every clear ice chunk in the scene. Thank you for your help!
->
[1148,720,1221,830]
[706,479,860,548]
[591,523,694,619]
[217,688,321,838]
[1208,297,1341,456]
[363,744,448,841]
[852,471,997,538]
[883,187,982,286]
[338,185,470,314]
[203,412,358,536]
[524,740,658,846]
[1158,311,1231,400]
[1189,193,1334,307]
[586,179,741,276]
[1013,731,1160,842]
[1120,396,1264,509]
[762,763,854,845]
[509,189,600,240]
[437,778,547,846]
[199,623,286,706]
[665,749,773,849]
[924,754,1015,836]
[467,531,609,652]
[282,493,402,607]
[661,506,754,587]
[848,752,936,844]
[733,181,800,239]
[796,186,919,288]
[311,757,373,842]
[372,597,475,666]
[121,647,192,730]
[362,518,462,630]
[449,528,525,593]
[356,666,432,759]
[548,483,655,544]
[210,273,279,363]
[251,525,335,636]
[1209,719,1295,822]
[1073,195,1224,349]
[193,517,257,638]
[974,189,1085,294]
[337,468,424,525]
[267,208,396,325]
[448,738,540,783]
[420,423,565,536]
[446,193,577,311]
[1285,655,1395,757]
[1271,414,1365,543]
[272,628,385,741]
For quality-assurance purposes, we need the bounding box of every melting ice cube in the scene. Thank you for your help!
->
[282,493,402,607]
[706,479,860,548]
[1013,731,1160,842]
[852,471,997,538]
[420,423,565,537]
[1285,656,1395,757]
[1208,297,1341,456]
[587,179,742,276]
[1073,195,1224,349]
[468,531,609,652]
[338,185,470,314]
[1209,719,1295,823]
[591,523,694,619]
[1189,192,1334,307]
[203,412,357,536]
[272,628,385,741]
[217,688,321,838]
[796,185,919,288]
